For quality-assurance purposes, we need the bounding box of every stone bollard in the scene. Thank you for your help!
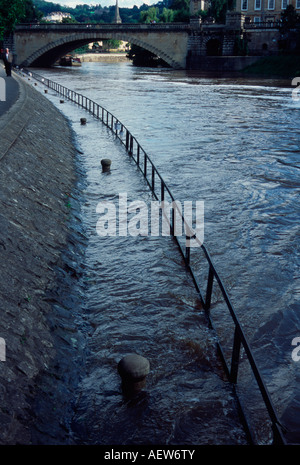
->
[60,99,64,104]
[118,353,150,396]
[44,89,48,94]
[101,159,112,173]
[80,118,87,125]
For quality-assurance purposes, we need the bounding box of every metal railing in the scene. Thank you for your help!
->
[20,68,287,445]
[244,20,280,29]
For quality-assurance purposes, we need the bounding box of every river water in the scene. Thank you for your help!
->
[27,62,299,445]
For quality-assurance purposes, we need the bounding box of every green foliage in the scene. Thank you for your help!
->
[23,0,42,22]
[279,5,300,52]
[280,4,300,33]
[169,0,190,22]
[33,0,62,15]
[208,0,227,23]
[61,16,78,24]
[106,39,122,49]
[138,0,190,24]
[160,8,175,23]
[196,9,208,19]
[140,6,159,23]
[0,0,42,37]
[0,0,26,37]
[170,0,189,11]
[193,0,235,22]
[73,43,89,53]
[32,0,143,24]
[31,0,193,25]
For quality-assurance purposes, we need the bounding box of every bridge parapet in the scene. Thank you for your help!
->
[15,23,191,32]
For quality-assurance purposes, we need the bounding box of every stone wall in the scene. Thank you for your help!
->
[187,54,261,70]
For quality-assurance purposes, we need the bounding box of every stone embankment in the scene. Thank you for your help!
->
[76,52,130,63]
[0,72,77,444]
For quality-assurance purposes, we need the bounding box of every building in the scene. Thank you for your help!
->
[235,0,300,23]
[42,12,72,23]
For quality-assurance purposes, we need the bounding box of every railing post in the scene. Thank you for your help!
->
[161,181,165,202]
[126,130,129,150]
[185,240,190,266]
[230,326,241,384]
[151,165,155,193]
[205,265,214,311]
[137,145,140,166]
[170,208,175,237]
[129,135,133,155]
[144,153,147,178]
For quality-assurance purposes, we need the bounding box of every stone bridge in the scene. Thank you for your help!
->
[13,15,249,70]
[14,23,191,69]
[12,15,275,70]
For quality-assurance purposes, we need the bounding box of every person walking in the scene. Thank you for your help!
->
[2,48,13,76]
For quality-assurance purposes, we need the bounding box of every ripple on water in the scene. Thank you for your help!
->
[30,65,299,444]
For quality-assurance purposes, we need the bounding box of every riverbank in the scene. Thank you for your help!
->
[76,52,130,63]
[0,71,79,444]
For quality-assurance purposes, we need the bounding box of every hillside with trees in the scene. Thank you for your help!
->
[0,0,42,38]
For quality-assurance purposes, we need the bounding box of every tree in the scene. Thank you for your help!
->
[169,0,190,22]
[140,6,159,23]
[169,0,189,11]
[279,5,300,52]
[280,4,300,33]
[159,7,175,22]
[23,0,43,23]
[106,39,122,49]
[0,0,42,38]
[62,16,78,24]
[0,0,26,37]
[208,0,228,23]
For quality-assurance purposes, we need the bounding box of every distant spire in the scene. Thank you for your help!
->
[114,0,122,23]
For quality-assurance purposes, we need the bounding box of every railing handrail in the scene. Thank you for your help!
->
[20,68,287,445]
[244,20,280,29]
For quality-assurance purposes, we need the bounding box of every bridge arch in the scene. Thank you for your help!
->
[19,31,183,69]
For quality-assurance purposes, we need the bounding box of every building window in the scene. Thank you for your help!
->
[254,16,261,22]
[296,0,300,8]
[255,0,261,9]
[282,0,288,8]
[268,0,275,9]
[241,0,248,10]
